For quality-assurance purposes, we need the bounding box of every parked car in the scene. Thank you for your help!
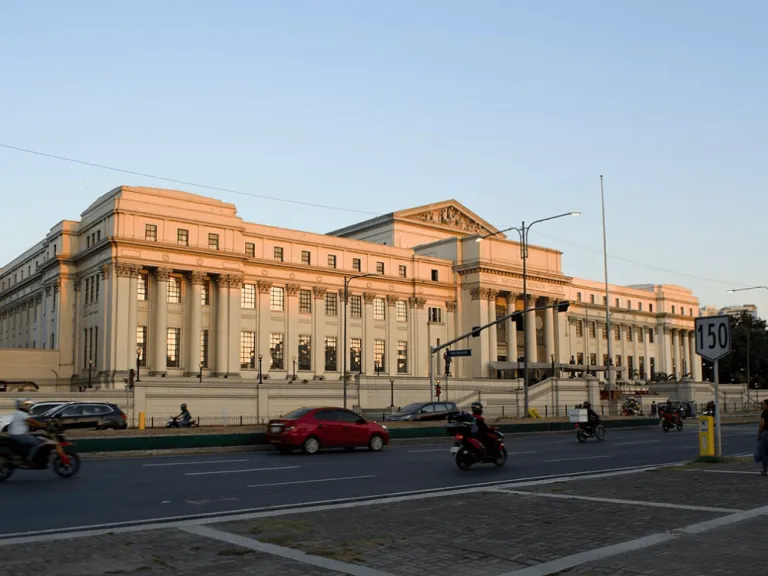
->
[35,402,128,430]
[0,401,71,432]
[267,407,389,454]
[385,402,459,422]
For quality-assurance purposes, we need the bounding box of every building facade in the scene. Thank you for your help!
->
[0,186,702,388]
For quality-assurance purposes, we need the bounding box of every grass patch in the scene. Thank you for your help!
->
[217,548,251,557]
[307,545,367,563]
[249,518,313,535]
[693,455,751,465]
[260,535,298,547]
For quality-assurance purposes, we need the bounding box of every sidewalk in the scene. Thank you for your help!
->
[2,460,767,576]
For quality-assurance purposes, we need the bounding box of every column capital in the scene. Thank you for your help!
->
[215,275,230,288]
[155,267,172,282]
[190,271,208,285]
[471,287,492,300]
[285,283,300,297]
[115,263,134,278]
[487,289,499,301]
[386,295,399,306]
[312,286,327,299]
[408,296,426,309]
[129,264,142,278]
[101,263,111,279]
[363,292,376,304]
[229,275,244,289]
[445,300,457,312]
[506,292,518,304]
[525,294,537,304]
[257,280,272,293]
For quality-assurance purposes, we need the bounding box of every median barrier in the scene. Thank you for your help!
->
[70,417,661,453]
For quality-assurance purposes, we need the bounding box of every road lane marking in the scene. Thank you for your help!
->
[248,475,377,488]
[544,455,613,463]
[614,440,659,446]
[143,459,249,467]
[494,489,742,513]
[182,524,396,576]
[185,466,300,477]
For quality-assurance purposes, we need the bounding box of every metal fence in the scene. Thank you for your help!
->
[139,415,264,429]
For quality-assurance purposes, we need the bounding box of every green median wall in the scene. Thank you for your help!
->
[72,418,661,453]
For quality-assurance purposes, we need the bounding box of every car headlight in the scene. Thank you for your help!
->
[380,425,388,430]
[404,415,412,421]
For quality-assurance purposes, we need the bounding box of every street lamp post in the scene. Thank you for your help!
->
[136,347,142,383]
[389,378,395,408]
[476,211,580,416]
[292,357,297,381]
[727,286,768,407]
[198,362,203,384]
[342,273,374,409]
[88,360,93,389]
[257,353,263,423]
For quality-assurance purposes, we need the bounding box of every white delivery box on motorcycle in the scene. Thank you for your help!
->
[568,409,588,423]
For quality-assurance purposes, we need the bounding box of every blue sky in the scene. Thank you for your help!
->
[2,1,766,312]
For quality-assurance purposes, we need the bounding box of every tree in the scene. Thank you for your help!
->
[712,312,768,389]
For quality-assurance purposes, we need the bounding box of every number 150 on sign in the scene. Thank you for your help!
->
[694,316,731,361]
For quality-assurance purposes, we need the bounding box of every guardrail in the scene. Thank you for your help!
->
[72,417,662,453]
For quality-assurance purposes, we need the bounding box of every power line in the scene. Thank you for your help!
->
[0,143,380,217]
[1,142,755,290]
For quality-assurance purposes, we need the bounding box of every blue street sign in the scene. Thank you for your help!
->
[446,349,472,358]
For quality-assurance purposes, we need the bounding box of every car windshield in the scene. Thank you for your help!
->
[282,408,313,420]
[399,403,425,414]
[30,404,60,415]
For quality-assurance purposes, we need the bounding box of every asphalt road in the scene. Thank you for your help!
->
[0,423,756,537]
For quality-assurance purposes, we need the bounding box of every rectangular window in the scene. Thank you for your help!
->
[324,336,338,371]
[269,333,284,370]
[137,326,147,366]
[350,295,362,319]
[589,353,597,366]
[639,356,645,378]
[650,357,656,378]
[145,224,157,242]
[603,296,607,305]
[177,229,189,246]
[628,355,634,376]
[588,321,596,338]
[615,297,620,307]
[201,330,209,368]
[376,262,385,275]
[671,305,676,314]
[327,254,337,268]
[626,326,633,341]
[397,341,408,374]
[349,338,362,372]
[301,250,311,265]
[577,292,582,302]
[201,281,210,306]
[299,290,312,314]
[615,354,622,367]
[166,327,181,368]
[398,265,407,278]
[84,277,90,303]
[373,339,386,373]
[298,335,311,371]
[352,258,361,272]
[396,300,408,322]
[649,304,653,313]
[637,327,644,342]
[603,353,609,366]
[575,320,583,337]
[245,242,255,257]
[270,286,285,312]
[325,292,338,316]
[638,302,643,312]
[689,308,693,316]
[590,294,595,304]
[649,329,655,344]
[428,307,442,323]
[241,284,256,309]
[240,331,256,369]
[374,298,386,320]
[95,275,100,302]
[577,352,584,365]
[627,300,632,310]
[138,273,148,300]
[614,326,621,341]
[602,323,608,339]
[274,246,284,262]
[431,269,439,281]
[208,233,219,250]
[167,277,181,304]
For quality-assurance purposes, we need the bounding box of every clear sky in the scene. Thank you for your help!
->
[2,1,766,312]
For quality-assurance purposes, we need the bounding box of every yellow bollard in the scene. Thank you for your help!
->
[138,411,146,431]
[698,415,715,457]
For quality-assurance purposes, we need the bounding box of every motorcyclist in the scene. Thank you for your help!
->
[470,402,498,458]
[175,403,192,427]
[8,399,44,462]
[583,402,601,434]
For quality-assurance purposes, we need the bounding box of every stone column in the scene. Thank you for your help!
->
[663,329,673,375]
[228,276,243,377]
[506,293,518,363]
[186,271,205,375]
[313,287,326,378]
[73,282,82,372]
[215,275,229,376]
[555,300,568,365]
[285,284,300,378]
[446,300,457,345]
[257,281,272,370]
[151,268,170,375]
[543,298,555,366]
[112,263,134,374]
[470,288,490,377]
[487,290,498,369]
[363,293,375,374]
[690,332,702,381]
[387,295,398,375]
[671,329,679,379]
[524,294,538,365]
[413,297,428,376]
[127,265,139,375]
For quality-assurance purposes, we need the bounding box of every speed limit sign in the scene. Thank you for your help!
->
[695,315,732,361]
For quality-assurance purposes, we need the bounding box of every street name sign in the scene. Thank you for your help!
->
[694,315,732,361]
[446,349,472,358]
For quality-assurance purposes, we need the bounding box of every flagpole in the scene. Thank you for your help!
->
[601,175,615,414]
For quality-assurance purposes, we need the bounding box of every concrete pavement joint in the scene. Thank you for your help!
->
[181,524,397,576]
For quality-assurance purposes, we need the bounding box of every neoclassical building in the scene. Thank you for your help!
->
[0,186,702,388]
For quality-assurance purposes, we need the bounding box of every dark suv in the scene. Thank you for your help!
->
[385,402,460,422]
[37,402,128,430]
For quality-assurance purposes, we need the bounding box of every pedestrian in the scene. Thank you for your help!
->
[651,401,657,417]
[757,399,768,476]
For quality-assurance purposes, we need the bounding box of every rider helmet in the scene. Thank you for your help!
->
[15,399,32,412]
[470,401,483,416]
[180,403,187,411]
[583,401,591,409]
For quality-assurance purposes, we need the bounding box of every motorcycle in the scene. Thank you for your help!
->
[447,422,508,471]
[575,421,606,442]
[166,416,198,428]
[0,421,81,482]
[660,411,683,432]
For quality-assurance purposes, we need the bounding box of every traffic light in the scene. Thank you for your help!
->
[471,326,482,338]
[557,300,570,313]
[435,383,442,399]
[444,353,452,376]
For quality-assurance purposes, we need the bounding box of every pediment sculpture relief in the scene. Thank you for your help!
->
[411,205,487,234]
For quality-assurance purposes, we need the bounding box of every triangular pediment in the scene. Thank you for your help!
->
[394,200,501,237]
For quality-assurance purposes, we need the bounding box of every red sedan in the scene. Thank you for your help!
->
[266,407,390,454]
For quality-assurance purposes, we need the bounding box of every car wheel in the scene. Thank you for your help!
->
[303,437,320,455]
[368,435,385,452]
[99,424,119,431]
